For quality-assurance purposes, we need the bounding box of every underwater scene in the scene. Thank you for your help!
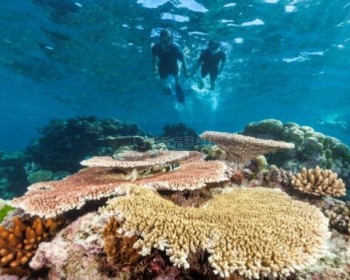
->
[1,0,350,279]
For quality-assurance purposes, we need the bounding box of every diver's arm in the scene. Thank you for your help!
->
[152,55,158,75]
[218,53,226,74]
[218,59,225,74]
[180,57,189,78]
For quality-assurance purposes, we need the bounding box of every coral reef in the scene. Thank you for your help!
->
[200,131,294,166]
[249,155,268,172]
[6,127,350,280]
[25,117,143,172]
[1,117,151,200]
[139,160,229,191]
[98,135,153,152]
[102,217,141,265]
[0,216,60,276]
[0,179,12,200]
[264,165,292,188]
[200,144,227,161]
[160,123,200,150]
[291,166,346,197]
[322,199,350,234]
[26,169,52,185]
[11,151,229,217]
[10,167,132,218]
[243,119,350,199]
[81,150,203,170]
[100,187,330,279]
[296,229,350,280]
[0,152,28,198]
[29,212,109,279]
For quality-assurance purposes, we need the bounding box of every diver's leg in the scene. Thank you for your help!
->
[210,70,218,90]
[171,71,180,94]
[199,67,208,89]
[159,72,172,94]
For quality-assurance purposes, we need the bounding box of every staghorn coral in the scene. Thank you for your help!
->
[0,216,60,275]
[100,186,331,279]
[199,131,294,166]
[80,150,203,171]
[291,166,346,197]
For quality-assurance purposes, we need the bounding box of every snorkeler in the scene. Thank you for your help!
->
[191,40,226,90]
[152,29,189,97]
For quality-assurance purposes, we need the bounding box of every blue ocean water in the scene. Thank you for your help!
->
[0,0,349,151]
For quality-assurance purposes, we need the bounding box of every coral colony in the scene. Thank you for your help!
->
[1,128,349,279]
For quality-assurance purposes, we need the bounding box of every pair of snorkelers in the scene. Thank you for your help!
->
[152,29,226,97]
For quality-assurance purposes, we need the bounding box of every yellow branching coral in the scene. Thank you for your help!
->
[291,166,346,197]
[200,131,294,166]
[100,187,330,279]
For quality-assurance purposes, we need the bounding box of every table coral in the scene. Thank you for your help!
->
[11,167,132,218]
[80,150,203,170]
[100,186,331,279]
[139,160,229,191]
[200,131,294,166]
[11,159,228,217]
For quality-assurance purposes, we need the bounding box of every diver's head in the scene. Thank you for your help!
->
[208,40,220,52]
[160,29,172,49]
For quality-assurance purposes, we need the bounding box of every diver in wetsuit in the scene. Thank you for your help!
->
[152,29,188,95]
[192,40,226,90]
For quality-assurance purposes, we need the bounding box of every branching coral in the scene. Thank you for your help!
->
[100,187,330,279]
[291,166,346,197]
[0,216,60,275]
[200,131,294,166]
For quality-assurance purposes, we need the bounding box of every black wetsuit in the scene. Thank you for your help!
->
[152,43,184,79]
[198,49,226,81]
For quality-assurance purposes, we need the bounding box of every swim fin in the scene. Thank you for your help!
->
[175,84,185,103]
